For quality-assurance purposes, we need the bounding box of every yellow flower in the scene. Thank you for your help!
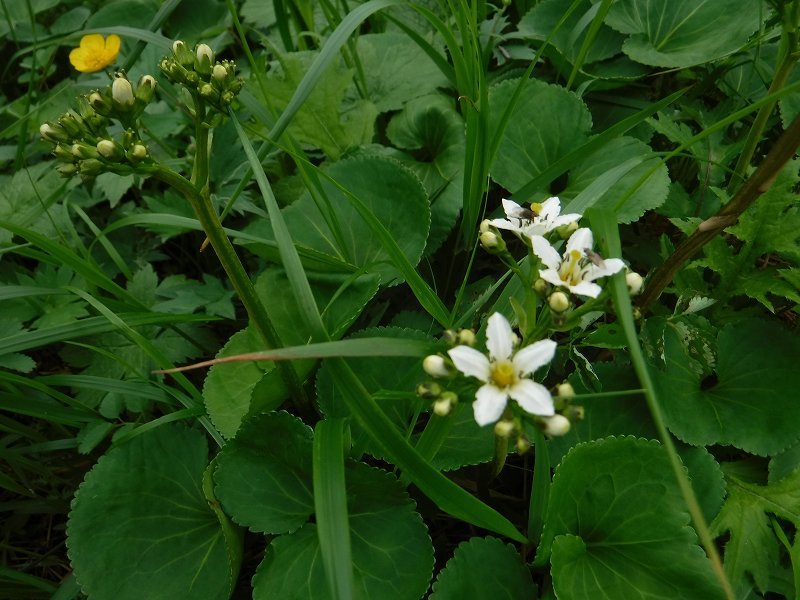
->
[69,34,121,73]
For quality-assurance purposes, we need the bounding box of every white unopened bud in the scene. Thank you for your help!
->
[173,40,185,54]
[548,291,570,313]
[533,278,549,295]
[196,44,214,72]
[112,76,134,107]
[494,420,515,437]
[480,230,502,250]
[423,355,450,378]
[626,271,644,296]
[212,64,228,82]
[457,329,475,346]
[433,398,452,416]
[556,382,575,399]
[130,144,148,160]
[96,139,119,159]
[479,219,492,234]
[542,414,571,437]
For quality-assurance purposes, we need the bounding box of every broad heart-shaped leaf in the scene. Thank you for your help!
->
[604,0,766,68]
[203,269,379,438]
[252,463,433,600]
[385,94,465,255]
[562,135,670,223]
[488,78,593,196]
[429,537,536,599]
[711,468,800,594]
[651,319,800,456]
[67,426,239,600]
[518,0,624,66]
[262,51,377,160]
[214,411,314,534]
[246,156,429,286]
[354,32,450,113]
[541,437,725,600]
[316,327,429,460]
[426,401,495,471]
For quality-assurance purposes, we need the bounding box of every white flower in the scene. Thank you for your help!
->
[490,197,580,238]
[447,313,556,426]
[531,228,625,298]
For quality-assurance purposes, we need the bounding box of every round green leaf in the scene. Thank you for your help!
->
[429,537,536,599]
[489,78,593,195]
[563,136,670,223]
[252,463,433,600]
[67,426,238,600]
[679,446,726,525]
[214,411,314,534]
[605,0,766,68]
[258,156,429,285]
[652,319,800,456]
[542,436,726,599]
[386,94,465,255]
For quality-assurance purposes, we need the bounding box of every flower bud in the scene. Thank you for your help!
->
[71,142,98,160]
[212,63,228,83]
[626,271,644,296]
[457,329,476,346]
[563,405,584,422]
[56,163,78,177]
[516,436,531,453]
[423,355,450,378]
[494,420,515,437]
[480,230,505,253]
[172,40,194,66]
[442,329,458,345]
[542,414,571,437]
[416,382,442,399]
[78,159,104,177]
[433,398,452,417]
[40,122,69,143]
[88,91,113,115]
[97,139,122,160]
[128,144,148,161]
[199,83,218,103]
[52,143,74,161]
[58,113,84,138]
[548,291,570,313]
[556,220,579,240]
[533,278,549,296]
[112,76,135,108]
[556,382,575,399]
[136,75,158,104]
[479,219,492,234]
[195,43,214,73]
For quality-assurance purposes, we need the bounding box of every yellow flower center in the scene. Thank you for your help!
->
[490,361,516,388]
[558,249,584,285]
[530,202,543,215]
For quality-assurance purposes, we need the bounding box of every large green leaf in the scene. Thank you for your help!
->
[385,94,465,255]
[214,412,314,534]
[355,33,449,113]
[429,537,536,599]
[488,78,593,196]
[541,437,725,599]
[203,269,379,438]
[651,319,800,456]
[252,463,433,600]
[262,51,377,160]
[562,135,670,223]
[711,468,800,594]
[604,0,766,68]
[247,156,430,285]
[67,426,240,600]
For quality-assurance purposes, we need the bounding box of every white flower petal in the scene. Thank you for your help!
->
[473,384,509,426]
[513,339,557,376]
[447,346,491,381]
[486,312,514,361]
[501,198,525,218]
[509,380,554,416]
[589,257,626,279]
[489,218,521,232]
[552,213,581,228]
[539,268,565,288]
[569,281,602,298]
[566,228,593,255]
[538,197,561,221]
[531,235,561,270]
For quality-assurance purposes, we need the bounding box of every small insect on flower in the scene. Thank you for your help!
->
[69,34,121,73]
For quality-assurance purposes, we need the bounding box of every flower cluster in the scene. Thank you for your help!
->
[159,41,244,113]
[39,71,157,181]
[481,196,643,310]
[419,313,580,442]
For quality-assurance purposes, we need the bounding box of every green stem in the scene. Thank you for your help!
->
[146,165,312,416]
[527,428,550,552]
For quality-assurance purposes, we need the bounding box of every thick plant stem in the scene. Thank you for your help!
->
[638,113,800,312]
[147,165,312,416]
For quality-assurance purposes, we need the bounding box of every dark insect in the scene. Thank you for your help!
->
[584,248,606,268]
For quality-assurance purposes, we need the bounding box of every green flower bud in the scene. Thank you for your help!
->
[97,139,122,160]
[172,40,194,66]
[195,44,214,74]
[556,382,575,399]
[71,142,98,160]
[52,143,74,161]
[112,75,135,108]
[78,159,104,177]
[39,122,69,143]
[416,382,442,399]
[128,144,149,162]
[516,436,531,453]
[479,219,492,234]
[212,63,228,84]
[88,91,113,116]
[533,278,550,296]
[136,75,158,104]
[199,83,217,102]
[433,391,458,416]
[556,220,579,240]
[494,419,515,437]
[56,163,78,177]
[58,113,84,138]
[548,291,570,313]
[457,329,476,346]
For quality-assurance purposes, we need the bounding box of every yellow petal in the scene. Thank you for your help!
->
[104,34,121,56]
[69,48,92,72]
[80,33,106,51]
